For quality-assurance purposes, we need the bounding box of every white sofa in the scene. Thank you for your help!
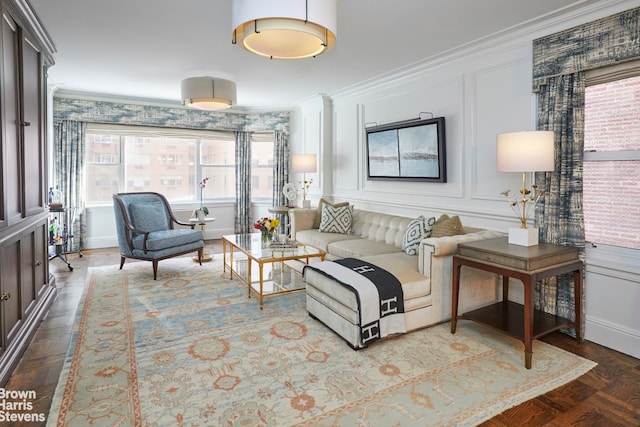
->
[290,207,503,348]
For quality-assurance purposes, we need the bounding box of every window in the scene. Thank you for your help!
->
[584,72,640,250]
[251,133,274,200]
[85,124,275,204]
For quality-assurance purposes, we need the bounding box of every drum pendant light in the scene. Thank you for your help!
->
[181,77,237,110]
[231,0,337,59]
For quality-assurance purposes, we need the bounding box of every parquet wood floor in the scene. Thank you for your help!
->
[5,241,640,426]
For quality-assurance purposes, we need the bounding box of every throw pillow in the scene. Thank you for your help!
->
[129,202,169,233]
[431,214,464,238]
[319,204,353,234]
[402,215,436,255]
[313,198,350,229]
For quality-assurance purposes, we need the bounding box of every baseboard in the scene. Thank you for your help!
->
[585,315,640,358]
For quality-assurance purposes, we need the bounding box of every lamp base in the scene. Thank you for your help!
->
[508,227,539,246]
[302,200,311,209]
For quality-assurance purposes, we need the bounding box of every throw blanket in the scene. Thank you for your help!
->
[304,258,406,346]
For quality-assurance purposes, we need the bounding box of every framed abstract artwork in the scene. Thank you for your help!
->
[366,117,446,182]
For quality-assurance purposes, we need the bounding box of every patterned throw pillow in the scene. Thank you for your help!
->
[319,204,353,234]
[402,215,436,255]
[313,198,350,229]
[431,214,464,238]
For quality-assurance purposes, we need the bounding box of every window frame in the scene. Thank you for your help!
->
[84,124,276,206]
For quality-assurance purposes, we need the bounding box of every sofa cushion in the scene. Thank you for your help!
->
[319,204,353,234]
[313,198,350,229]
[402,215,436,255]
[351,210,413,249]
[296,229,361,252]
[328,238,402,259]
[129,202,169,232]
[361,252,432,299]
[431,214,464,237]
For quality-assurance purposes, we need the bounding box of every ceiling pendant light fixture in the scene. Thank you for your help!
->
[181,77,237,110]
[231,0,337,60]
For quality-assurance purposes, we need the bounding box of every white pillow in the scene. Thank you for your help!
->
[319,204,353,234]
[402,215,436,255]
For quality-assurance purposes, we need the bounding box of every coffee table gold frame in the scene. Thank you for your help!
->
[222,233,325,309]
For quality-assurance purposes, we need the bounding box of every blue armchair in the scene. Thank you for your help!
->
[113,192,204,279]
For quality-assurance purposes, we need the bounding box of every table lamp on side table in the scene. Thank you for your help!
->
[292,154,316,208]
[496,130,555,246]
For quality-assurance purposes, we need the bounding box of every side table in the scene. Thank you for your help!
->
[189,217,215,262]
[451,236,583,369]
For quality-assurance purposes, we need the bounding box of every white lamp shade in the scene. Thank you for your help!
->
[292,154,317,173]
[496,131,555,172]
[181,77,237,110]
[232,0,337,59]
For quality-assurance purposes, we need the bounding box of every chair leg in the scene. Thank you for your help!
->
[198,248,203,265]
[119,256,126,270]
[153,260,159,280]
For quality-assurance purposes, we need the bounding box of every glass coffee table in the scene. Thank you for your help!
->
[222,234,326,309]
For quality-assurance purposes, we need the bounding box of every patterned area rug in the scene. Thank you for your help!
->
[47,257,596,426]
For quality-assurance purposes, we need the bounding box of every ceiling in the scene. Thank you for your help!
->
[30,0,592,110]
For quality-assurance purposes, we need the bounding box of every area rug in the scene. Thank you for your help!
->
[47,257,596,426]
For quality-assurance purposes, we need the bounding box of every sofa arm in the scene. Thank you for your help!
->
[419,230,504,323]
[290,208,317,240]
[418,230,504,271]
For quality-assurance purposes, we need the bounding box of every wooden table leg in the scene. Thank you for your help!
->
[523,277,534,369]
[259,262,264,310]
[451,258,461,334]
[574,268,583,342]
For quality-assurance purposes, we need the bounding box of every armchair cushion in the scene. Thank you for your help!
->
[129,202,169,232]
[132,229,203,251]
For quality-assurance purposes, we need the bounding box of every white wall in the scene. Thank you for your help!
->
[291,1,640,357]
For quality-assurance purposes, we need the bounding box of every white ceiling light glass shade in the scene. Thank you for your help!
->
[231,0,337,59]
[181,77,237,110]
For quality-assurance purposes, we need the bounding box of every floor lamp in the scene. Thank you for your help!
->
[292,154,316,208]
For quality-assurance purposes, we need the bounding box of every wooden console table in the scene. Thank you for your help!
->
[451,237,582,369]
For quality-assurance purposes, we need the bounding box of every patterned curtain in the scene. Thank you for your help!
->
[534,73,586,335]
[272,130,289,233]
[53,120,87,251]
[234,131,252,233]
[531,6,640,337]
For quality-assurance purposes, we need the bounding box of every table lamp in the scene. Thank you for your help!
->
[497,131,555,246]
[292,154,316,208]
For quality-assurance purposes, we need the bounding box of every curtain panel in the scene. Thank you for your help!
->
[532,6,640,336]
[272,130,290,232]
[53,120,87,251]
[234,132,252,233]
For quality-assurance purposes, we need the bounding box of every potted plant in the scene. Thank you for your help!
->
[192,177,209,222]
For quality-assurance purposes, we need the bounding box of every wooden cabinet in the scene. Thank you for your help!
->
[0,0,56,386]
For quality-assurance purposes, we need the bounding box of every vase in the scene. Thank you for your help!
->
[261,230,273,248]
[196,209,206,223]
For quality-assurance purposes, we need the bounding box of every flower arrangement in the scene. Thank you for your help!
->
[253,217,280,233]
[193,177,209,218]
[501,184,545,228]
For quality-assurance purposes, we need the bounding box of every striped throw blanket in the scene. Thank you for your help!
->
[304,258,406,346]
